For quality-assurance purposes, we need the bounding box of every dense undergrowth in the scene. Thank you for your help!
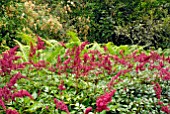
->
[0,35,169,114]
[0,0,170,113]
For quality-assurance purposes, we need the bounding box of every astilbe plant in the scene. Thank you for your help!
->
[46,41,120,112]
[6,109,19,114]
[47,41,169,113]
[84,107,92,114]
[0,46,25,75]
[1,36,169,113]
[95,90,116,112]
[131,50,170,113]
[0,46,33,114]
[54,98,70,114]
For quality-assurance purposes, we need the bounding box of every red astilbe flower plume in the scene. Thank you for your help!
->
[160,68,170,81]
[58,80,66,91]
[161,105,170,114]
[7,72,27,89]
[80,41,89,50]
[32,60,47,69]
[6,109,19,114]
[0,46,23,75]
[157,101,164,105]
[83,53,90,64]
[12,90,33,101]
[96,90,116,112]
[37,36,45,50]
[153,83,162,99]
[0,98,6,110]
[84,107,92,114]
[54,98,70,114]
[107,69,131,90]
[29,36,45,58]
[0,86,12,101]
[29,42,36,58]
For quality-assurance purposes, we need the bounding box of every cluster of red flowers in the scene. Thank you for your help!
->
[153,83,162,99]
[29,36,47,70]
[1,36,169,114]
[0,46,25,75]
[54,98,70,114]
[161,105,170,114]
[84,107,92,114]
[6,109,19,114]
[52,41,117,78]
[58,80,66,91]
[96,90,116,112]
[0,82,33,114]
[154,83,170,114]
[132,51,170,114]
[37,36,45,50]
[7,72,27,89]
[0,44,34,113]
[12,90,33,101]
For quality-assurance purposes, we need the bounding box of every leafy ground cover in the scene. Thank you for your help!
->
[0,35,169,114]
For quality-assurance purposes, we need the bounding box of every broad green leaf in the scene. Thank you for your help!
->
[14,40,28,61]
[17,32,35,45]
[46,46,63,62]
[67,31,81,44]
[119,45,128,51]
[105,42,115,54]
[90,42,104,53]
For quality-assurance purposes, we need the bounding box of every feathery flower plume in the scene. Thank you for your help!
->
[84,107,92,114]
[54,98,70,114]
[96,90,116,112]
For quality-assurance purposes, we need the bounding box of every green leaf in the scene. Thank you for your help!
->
[17,32,35,45]
[119,45,128,51]
[67,31,81,44]
[14,40,29,61]
[99,110,107,114]
[90,42,104,53]
[25,102,44,113]
[46,46,63,62]
[32,91,38,99]
[105,42,116,54]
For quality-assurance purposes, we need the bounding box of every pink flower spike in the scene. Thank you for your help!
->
[84,107,92,114]
[0,98,6,110]
[58,81,66,91]
[96,90,116,112]
[37,36,45,50]
[157,101,163,105]
[7,72,27,89]
[153,83,162,99]
[6,109,19,114]
[54,98,70,114]
[161,105,170,114]
[12,90,33,101]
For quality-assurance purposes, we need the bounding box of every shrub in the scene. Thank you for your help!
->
[63,0,170,49]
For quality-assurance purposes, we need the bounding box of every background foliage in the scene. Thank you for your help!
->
[64,0,170,49]
[1,0,170,52]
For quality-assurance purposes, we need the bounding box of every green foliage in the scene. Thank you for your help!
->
[0,36,169,113]
[0,0,72,52]
[0,0,25,51]
[64,0,170,49]
[1,0,169,51]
